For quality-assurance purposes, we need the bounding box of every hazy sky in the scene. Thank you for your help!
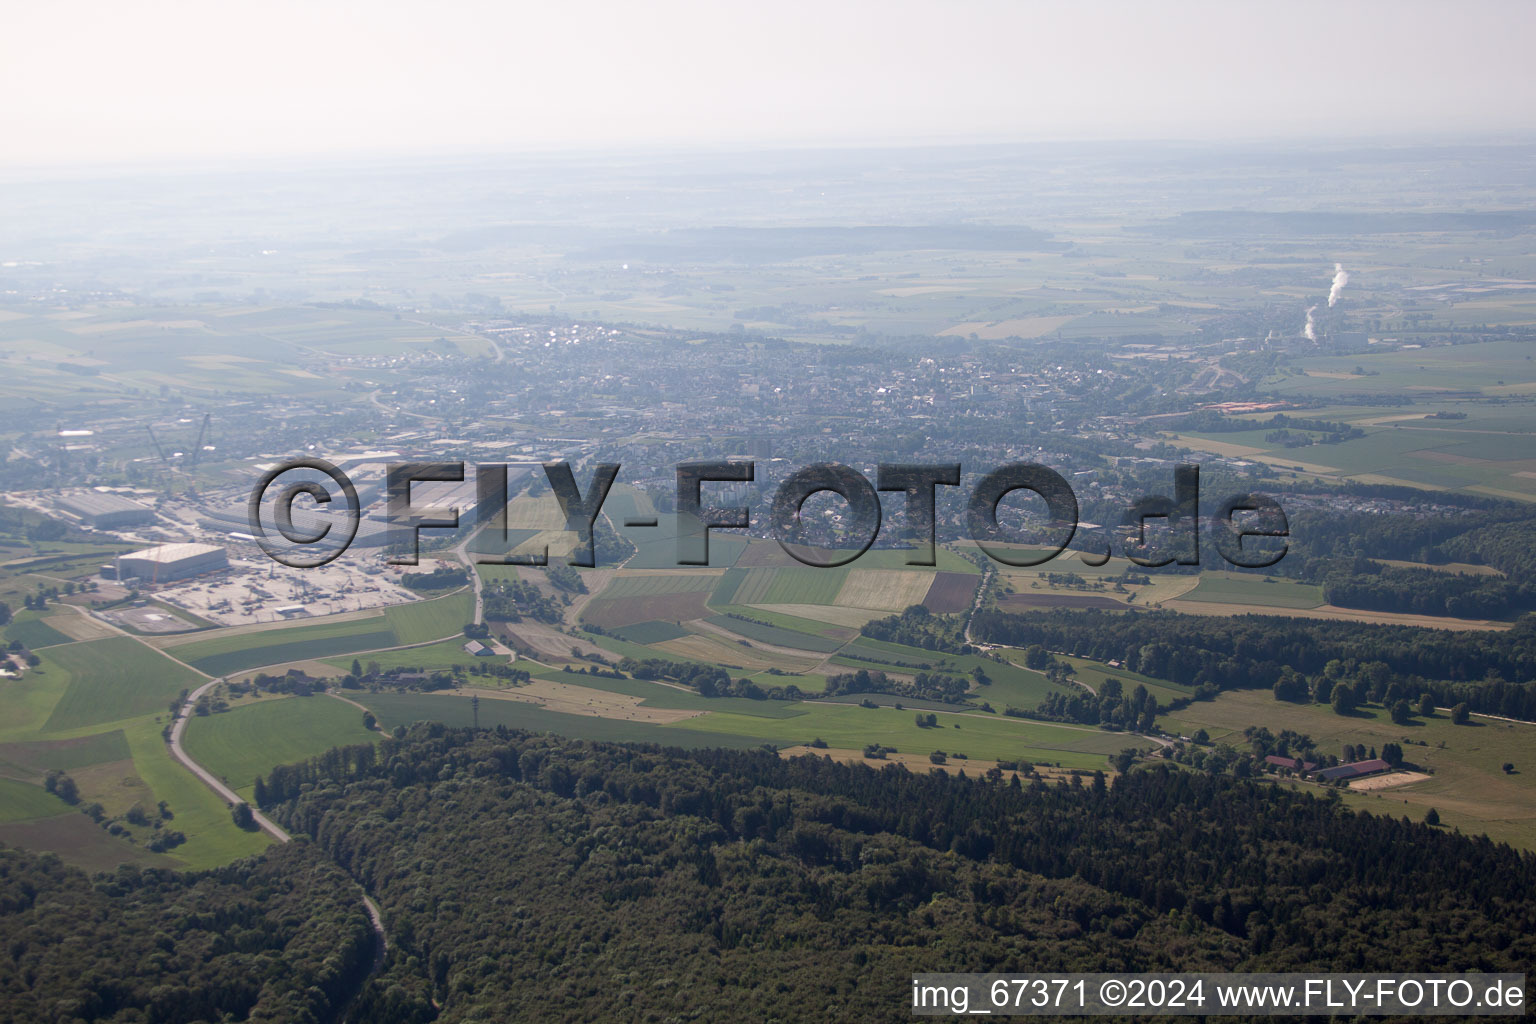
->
[5,0,1535,167]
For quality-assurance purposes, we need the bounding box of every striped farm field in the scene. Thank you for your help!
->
[750,603,883,628]
[654,634,821,673]
[598,572,720,599]
[727,566,849,606]
[610,620,690,644]
[833,569,935,612]
[703,615,844,653]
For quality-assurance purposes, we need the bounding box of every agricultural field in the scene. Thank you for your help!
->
[167,616,399,677]
[353,691,767,749]
[383,590,475,645]
[833,569,935,612]
[3,611,72,649]
[669,701,1134,768]
[321,637,488,673]
[921,571,980,613]
[1157,688,1536,850]
[160,592,470,677]
[608,620,689,645]
[40,637,202,732]
[720,566,850,606]
[582,589,712,629]
[1174,572,1324,610]
[652,633,822,674]
[701,615,844,653]
[605,488,748,569]
[182,695,380,801]
[597,572,721,598]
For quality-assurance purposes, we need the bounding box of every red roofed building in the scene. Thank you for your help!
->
[1263,755,1317,773]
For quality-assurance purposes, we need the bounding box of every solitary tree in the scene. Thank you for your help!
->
[1451,703,1470,725]
[1425,807,1441,826]
[1331,683,1356,716]
[1417,693,1435,717]
[231,803,255,830]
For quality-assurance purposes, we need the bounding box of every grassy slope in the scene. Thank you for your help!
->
[41,637,202,732]
[182,696,380,801]
[1159,688,1536,850]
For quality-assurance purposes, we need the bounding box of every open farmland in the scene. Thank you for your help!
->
[608,620,690,644]
[169,617,399,677]
[723,566,849,606]
[922,571,980,613]
[702,614,844,653]
[833,569,935,612]
[670,701,1136,768]
[384,590,474,645]
[352,691,767,749]
[182,696,380,800]
[1175,572,1324,610]
[41,637,203,732]
[1158,688,1536,850]
[582,590,712,628]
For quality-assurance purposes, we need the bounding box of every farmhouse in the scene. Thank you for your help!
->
[1263,755,1317,773]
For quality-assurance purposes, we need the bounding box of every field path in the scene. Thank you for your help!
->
[691,616,850,662]
[71,604,392,986]
[168,679,291,841]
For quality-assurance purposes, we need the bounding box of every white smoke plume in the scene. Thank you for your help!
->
[1328,263,1349,307]
[1303,306,1317,342]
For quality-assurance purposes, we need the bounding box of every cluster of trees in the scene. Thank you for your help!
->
[859,604,970,653]
[617,656,799,700]
[1163,411,1364,440]
[824,667,970,704]
[250,727,1535,1021]
[228,669,324,699]
[0,842,375,1022]
[970,608,1536,721]
[1321,562,1536,620]
[483,579,565,623]
[545,564,586,594]
[1021,676,1160,731]
[336,659,531,694]
[398,565,468,591]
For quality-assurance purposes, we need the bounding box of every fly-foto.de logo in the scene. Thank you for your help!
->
[247,459,1287,571]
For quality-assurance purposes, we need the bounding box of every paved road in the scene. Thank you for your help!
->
[167,678,292,841]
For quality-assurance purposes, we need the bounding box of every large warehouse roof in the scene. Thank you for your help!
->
[59,492,152,516]
[121,542,224,563]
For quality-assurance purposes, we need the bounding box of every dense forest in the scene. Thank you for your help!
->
[0,842,374,1023]
[247,726,1533,1022]
[971,607,1536,721]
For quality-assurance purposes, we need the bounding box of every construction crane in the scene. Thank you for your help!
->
[145,425,169,463]
[189,413,211,467]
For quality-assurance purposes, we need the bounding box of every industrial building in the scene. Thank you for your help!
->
[115,542,228,585]
[58,492,155,530]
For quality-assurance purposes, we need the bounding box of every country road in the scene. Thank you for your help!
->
[167,678,291,841]
[162,668,390,988]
